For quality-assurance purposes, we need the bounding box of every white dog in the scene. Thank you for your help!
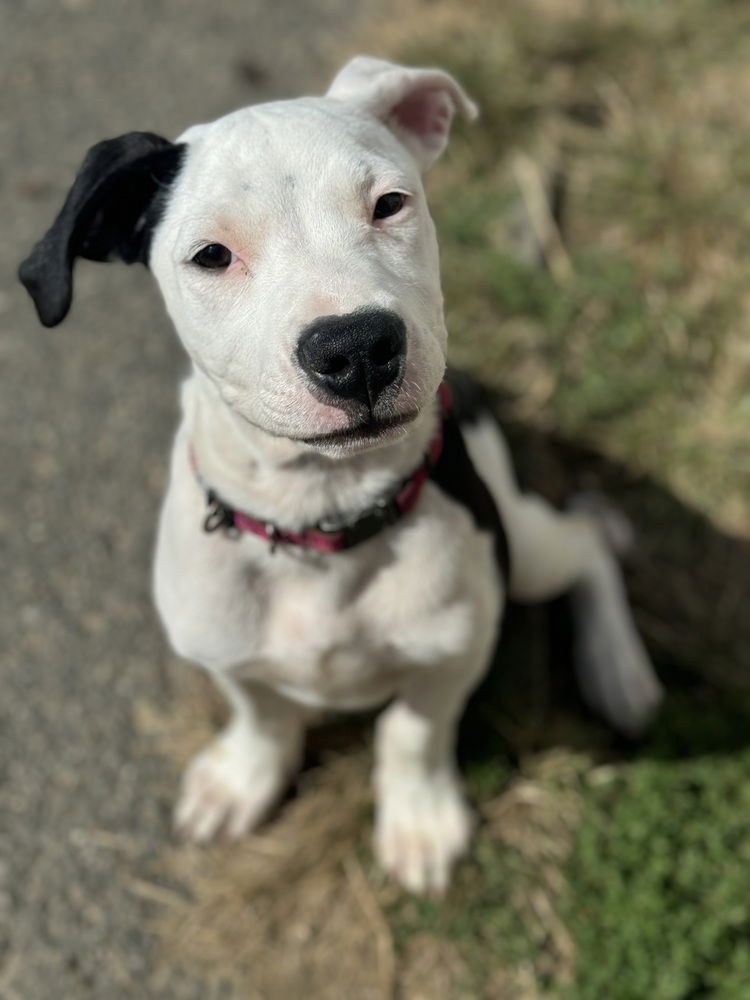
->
[20,57,663,893]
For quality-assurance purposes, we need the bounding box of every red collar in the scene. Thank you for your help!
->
[191,382,452,554]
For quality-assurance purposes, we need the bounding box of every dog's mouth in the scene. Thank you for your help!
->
[296,409,419,446]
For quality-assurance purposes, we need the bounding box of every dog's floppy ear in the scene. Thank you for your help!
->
[326,56,477,171]
[19,132,185,327]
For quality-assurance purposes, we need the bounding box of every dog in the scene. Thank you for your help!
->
[19,56,663,893]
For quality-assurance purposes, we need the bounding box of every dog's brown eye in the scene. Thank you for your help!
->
[192,243,232,269]
[373,192,406,221]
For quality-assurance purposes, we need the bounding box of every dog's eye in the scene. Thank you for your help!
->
[192,243,232,269]
[373,192,406,221]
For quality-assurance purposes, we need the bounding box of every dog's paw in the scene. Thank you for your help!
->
[173,725,289,843]
[374,769,473,894]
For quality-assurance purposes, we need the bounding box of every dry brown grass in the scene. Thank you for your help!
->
[135,668,589,999]
[158,760,385,1000]
[137,672,392,999]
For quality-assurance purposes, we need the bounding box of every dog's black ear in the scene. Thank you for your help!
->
[19,131,185,327]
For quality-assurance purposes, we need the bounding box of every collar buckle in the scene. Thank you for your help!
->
[332,497,401,548]
[203,492,238,536]
[266,523,280,554]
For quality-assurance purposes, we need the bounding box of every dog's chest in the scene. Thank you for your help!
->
[235,495,495,708]
[249,571,403,707]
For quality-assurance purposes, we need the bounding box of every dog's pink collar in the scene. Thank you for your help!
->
[190,383,452,554]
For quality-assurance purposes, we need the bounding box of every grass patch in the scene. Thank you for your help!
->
[567,733,750,1000]
[386,0,750,535]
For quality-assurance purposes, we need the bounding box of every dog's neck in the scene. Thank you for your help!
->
[183,370,439,531]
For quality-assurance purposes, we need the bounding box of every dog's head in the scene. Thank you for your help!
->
[20,57,476,454]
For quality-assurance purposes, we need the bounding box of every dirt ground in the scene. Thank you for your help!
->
[0,3,380,997]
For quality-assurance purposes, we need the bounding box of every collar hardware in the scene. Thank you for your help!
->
[203,491,237,534]
[189,374,511,580]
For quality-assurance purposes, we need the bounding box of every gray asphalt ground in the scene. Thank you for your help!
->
[1,2,379,996]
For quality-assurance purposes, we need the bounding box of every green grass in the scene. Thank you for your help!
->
[567,750,750,1000]
[562,689,750,1000]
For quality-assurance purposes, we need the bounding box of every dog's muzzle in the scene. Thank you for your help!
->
[296,308,406,408]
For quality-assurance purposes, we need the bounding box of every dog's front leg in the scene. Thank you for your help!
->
[373,646,492,895]
[174,674,306,843]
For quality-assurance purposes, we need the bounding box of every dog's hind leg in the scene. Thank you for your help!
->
[174,674,307,843]
[462,415,663,737]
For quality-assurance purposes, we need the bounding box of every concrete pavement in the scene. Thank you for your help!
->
[1,3,378,995]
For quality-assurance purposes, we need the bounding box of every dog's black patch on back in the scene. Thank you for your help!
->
[442,366,493,424]
[430,368,512,582]
[19,132,185,327]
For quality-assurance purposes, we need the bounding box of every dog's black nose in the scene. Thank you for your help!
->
[296,309,406,407]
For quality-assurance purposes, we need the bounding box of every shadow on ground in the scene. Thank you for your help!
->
[461,393,750,773]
